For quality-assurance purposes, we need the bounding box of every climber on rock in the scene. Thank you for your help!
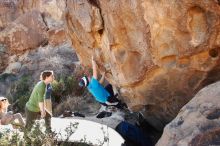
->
[79,55,127,109]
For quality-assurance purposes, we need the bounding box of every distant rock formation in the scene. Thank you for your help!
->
[156,81,220,146]
[0,0,76,76]
[0,0,77,99]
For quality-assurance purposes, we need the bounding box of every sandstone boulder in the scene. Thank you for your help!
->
[64,0,220,130]
[1,0,220,132]
[156,81,220,146]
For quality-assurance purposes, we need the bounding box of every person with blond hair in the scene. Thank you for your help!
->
[0,96,25,127]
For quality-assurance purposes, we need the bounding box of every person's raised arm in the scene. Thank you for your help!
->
[99,71,106,84]
[92,56,98,79]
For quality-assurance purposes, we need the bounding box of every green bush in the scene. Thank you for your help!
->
[11,75,32,113]
[52,75,85,103]
[52,79,65,99]
[65,75,85,96]
[0,128,23,146]
[0,73,16,82]
[0,121,94,146]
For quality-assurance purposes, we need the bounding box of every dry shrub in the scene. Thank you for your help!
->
[53,94,100,117]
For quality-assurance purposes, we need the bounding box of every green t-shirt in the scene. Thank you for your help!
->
[26,81,46,112]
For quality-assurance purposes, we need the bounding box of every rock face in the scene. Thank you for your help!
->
[156,81,220,146]
[0,0,21,29]
[64,0,220,130]
[1,0,220,131]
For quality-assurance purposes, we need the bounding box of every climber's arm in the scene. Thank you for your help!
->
[99,71,106,84]
[92,56,98,79]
